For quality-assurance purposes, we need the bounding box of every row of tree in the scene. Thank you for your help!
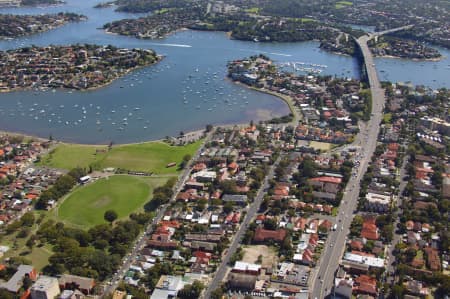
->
[35,167,87,209]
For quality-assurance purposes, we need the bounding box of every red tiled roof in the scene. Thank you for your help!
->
[354,275,377,296]
[310,176,342,184]
[361,217,379,240]
[350,240,363,251]
[228,162,239,170]
[253,227,287,243]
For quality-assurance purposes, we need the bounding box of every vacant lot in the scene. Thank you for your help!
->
[309,141,333,151]
[38,140,202,174]
[242,245,278,268]
[57,175,166,228]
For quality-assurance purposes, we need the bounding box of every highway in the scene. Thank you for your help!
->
[310,32,388,298]
[202,155,283,299]
[103,131,213,297]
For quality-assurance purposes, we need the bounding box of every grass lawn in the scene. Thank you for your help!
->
[300,18,314,23]
[335,1,353,9]
[0,221,53,271]
[244,7,260,14]
[56,175,166,228]
[38,143,107,170]
[38,140,202,174]
[383,113,392,124]
[332,207,339,217]
[27,245,53,271]
[309,141,333,151]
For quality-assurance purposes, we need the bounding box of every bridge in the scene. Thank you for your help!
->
[309,25,411,299]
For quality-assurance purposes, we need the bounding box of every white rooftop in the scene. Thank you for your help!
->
[344,252,384,268]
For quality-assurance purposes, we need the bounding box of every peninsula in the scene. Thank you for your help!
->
[0,13,86,39]
[0,0,64,7]
[0,44,160,92]
[368,36,442,60]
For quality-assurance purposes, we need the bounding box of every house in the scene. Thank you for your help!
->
[350,240,364,251]
[424,247,440,271]
[59,289,85,299]
[191,170,216,182]
[0,264,36,294]
[253,227,287,243]
[311,191,336,202]
[150,275,184,299]
[353,275,377,297]
[319,220,332,232]
[222,194,247,206]
[185,234,221,243]
[404,280,430,298]
[406,220,414,231]
[148,226,178,249]
[30,276,60,299]
[334,277,353,299]
[58,275,95,295]
[232,261,261,275]
[365,192,391,212]
[343,252,384,268]
[188,241,216,252]
[360,217,379,240]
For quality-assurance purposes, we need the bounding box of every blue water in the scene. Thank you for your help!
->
[0,0,448,144]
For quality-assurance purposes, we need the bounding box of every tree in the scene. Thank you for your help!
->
[223,202,234,214]
[21,212,35,227]
[178,281,204,299]
[210,287,224,299]
[0,289,13,299]
[196,198,207,211]
[179,154,192,169]
[263,218,277,230]
[23,275,33,290]
[104,210,118,224]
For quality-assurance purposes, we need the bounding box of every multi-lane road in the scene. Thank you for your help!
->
[310,32,388,298]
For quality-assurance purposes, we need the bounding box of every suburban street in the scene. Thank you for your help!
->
[310,32,387,298]
[103,131,213,296]
[202,155,283,299]
[385,154,409,284]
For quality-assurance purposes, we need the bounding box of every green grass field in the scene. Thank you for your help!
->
[56,175,165,228]
[309,141,333,151]
[383,113,392,124]
[38,140,202,174]
[244,7,260,14]
[335,1,353,9]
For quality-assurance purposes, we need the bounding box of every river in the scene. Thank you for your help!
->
[0,0,448,144]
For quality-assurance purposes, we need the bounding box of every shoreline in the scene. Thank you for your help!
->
[228,79,299,124]
[0,76,296,147]
[372,53,444,62]
[0,14,87,40]
[0,55,163,94]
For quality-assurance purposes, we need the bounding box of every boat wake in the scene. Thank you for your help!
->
[238,49,292,57]
[148,43,192,48]
[269,52,292,57]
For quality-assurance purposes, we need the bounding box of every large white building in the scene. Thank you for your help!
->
[365,192,391,212]
[30,276,60,299]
